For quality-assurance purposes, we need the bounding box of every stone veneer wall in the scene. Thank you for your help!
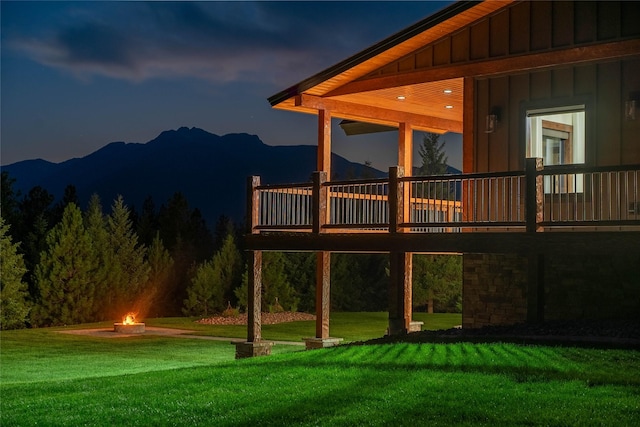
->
[463,252,640,329]
[462,253,528,329]
[544,253,640,321]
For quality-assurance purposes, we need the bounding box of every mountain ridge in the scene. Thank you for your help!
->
[2,127,386,225]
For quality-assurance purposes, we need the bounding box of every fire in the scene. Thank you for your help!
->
[122,312,137,325]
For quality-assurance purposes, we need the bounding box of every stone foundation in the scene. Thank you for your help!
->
[463,253,528,329]
[303,337,344,350]
[234,341,274,359]
[463,252,640,329]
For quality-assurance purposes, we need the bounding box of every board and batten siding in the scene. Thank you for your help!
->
[475,58,640,173]
[362,1,640,79]
[358,1,640,173]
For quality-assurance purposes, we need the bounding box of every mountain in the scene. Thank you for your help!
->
[2,127,385,225]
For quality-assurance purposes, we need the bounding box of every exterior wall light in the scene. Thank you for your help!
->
[485,107,501,133]
[625,99,636,121]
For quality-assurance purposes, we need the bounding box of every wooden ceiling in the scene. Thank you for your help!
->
[331,78,464,131]
[269,1,512,134]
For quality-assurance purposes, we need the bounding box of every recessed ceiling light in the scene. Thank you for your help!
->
[397,95,406,100]
[443,89,453,94]
[445,105,453,109]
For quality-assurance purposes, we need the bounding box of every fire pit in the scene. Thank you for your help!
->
[113,313,145,334]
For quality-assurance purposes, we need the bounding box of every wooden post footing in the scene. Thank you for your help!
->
[303,337,344,350]
[234,341,274,359]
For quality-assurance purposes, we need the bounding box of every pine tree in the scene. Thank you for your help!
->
[183,233,241,316]
[0,217,30,329]
[32,203,97,326]
[106,195,150,318]
[183,259,219,317]
[418,132,448,176]
[1,172,21,234]
[413,254,462,313]
[263,252,298,312]
[145,232,175,317]
[84,194,113,320]
[234,252,299,313]
[417,133,452,200]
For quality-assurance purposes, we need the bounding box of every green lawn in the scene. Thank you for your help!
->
[2,313,639,426]
[149,312,462,342]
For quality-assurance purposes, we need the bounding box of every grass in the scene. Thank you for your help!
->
[2,313,640,426]
[149,312,462,342]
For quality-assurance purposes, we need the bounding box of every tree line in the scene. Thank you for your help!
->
[1,133,462,330]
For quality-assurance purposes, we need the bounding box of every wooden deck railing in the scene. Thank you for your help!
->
[248,160,640,234]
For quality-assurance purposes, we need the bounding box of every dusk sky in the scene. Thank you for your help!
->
[1,1,461,171]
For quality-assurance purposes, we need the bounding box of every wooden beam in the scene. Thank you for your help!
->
[297,94,463,133]
[244,231,640,255]
[326,39,640,97]
[317,109,331,177]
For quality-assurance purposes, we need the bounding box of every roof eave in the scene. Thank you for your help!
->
[267,0,480,107]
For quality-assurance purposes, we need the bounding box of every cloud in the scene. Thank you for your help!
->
[5,2,447,85]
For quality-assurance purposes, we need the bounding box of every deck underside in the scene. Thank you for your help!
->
[245,231,640,255]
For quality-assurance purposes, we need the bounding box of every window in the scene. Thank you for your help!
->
[526,105,585,193]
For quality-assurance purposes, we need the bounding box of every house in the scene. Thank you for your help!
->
[235,0,640,358]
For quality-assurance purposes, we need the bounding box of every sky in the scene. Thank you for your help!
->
[1,1,461,172]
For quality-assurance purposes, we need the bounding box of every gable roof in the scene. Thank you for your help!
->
[268,0,640,135]
[268,0,512,134]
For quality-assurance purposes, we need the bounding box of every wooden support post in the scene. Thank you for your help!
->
[525,158,544,233]
[312,171,328,234]
[236,177,272,358]
[388,251,412,335]
[524,158,544,325]
[247,176,260,234]
[389,166,405,233]
[235,249,273,358]
[318,109,332,178]
[247,250,262,342]
[398,123,413,229]
[462,77,475,226]
[305,251,343,349]
[316,251,330,339]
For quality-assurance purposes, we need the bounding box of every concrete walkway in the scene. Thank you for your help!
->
[57,326,306,346]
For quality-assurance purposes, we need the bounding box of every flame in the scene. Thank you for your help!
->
[122,312,137,325]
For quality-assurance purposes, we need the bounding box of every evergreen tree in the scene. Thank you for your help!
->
[16,186,55,297]
[1,172,21,234]
[283,252,316,312]
[262,252,298,312]
[136,196,158,247]
[52,185,79,225]
[32,203,97,326]
[0,217,30,329]
[182,259,219,317]
[84,194,113,320]
[145,232,175,318]
[183,233,241,316]
[106,195,150,318]
[235,252,299,313]
[417,133,451,200]
[157,192,213,315]
[418,132,448,176]
[413,254,462,313]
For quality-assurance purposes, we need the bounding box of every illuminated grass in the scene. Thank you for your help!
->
[2,316,639,426]
[149,312,463,342]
